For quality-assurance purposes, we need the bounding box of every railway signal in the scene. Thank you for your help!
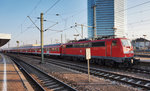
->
[86,48,91,82]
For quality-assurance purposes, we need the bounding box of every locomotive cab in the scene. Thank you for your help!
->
[120,38,139,65]
[121,39,134,57]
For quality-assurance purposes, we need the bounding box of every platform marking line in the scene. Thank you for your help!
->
[1,54,7,91]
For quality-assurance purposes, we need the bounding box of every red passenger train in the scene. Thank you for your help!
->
[5,37,139,67]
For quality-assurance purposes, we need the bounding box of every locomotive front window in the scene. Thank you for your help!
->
[121,39,131,47]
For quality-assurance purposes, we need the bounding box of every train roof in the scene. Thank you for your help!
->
[44,43,61,47]
[65,38,127,45]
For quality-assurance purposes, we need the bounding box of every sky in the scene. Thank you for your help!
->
[1,0,150,48]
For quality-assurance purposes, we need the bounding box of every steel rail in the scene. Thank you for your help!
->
[11,58,45,91]
[10,56,77,91]
[26,54,150,75]
[8,54,150,90]
[43,58,150,90]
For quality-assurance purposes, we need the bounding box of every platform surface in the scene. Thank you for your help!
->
[0,54,30,91]
[135,56,150,63]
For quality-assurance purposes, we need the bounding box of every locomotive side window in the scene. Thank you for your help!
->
[112,40,117,46]
[84,43,89,47]
[73,43,91,48]
[92,41,105,47]
[66,44,73,48]
[80,43,84,48]
[73,44,78,48]
[44,48,46,51]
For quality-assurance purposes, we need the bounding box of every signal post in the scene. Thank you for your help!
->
[86,48,91,82]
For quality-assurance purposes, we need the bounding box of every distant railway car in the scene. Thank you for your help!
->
[44,44,61,56]
[62,38,138,66]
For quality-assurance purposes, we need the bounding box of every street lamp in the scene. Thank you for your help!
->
[16,41,19,48]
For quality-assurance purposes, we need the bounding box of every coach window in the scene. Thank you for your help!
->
[55,48,57,51]
[92,41,105,47]
[38,49,41,51]
[46,48,49,51]
[112,40,117,46]
[51,48,54,51]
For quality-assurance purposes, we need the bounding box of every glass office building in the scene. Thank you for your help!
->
[88,0,125,38]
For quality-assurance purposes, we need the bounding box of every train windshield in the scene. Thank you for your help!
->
[121,39,131,47]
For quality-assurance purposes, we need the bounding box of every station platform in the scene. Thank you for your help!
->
[0,54,33,91]
[135,56,150,63]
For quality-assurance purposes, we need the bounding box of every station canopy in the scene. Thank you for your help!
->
[0,33,11,47]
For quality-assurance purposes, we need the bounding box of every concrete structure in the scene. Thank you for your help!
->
[0,33,11,47]
[0,54,33,90]
[88,0,125,38]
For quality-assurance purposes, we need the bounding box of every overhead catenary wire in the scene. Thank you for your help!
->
[117,0,150,13]
[27,16,40,31]
[44,22,58,31]
[13,20,38,39]
[11,0,150,47]
[11,0,42,39]
[44,0,62,15]
[30,0,150,39]
[20,0,42,28]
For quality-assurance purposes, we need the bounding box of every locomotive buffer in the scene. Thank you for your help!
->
[86,48,91,82]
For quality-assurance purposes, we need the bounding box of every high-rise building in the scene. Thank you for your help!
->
[88,0,125,38]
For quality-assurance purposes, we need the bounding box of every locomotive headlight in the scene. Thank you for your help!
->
[124,50,134,54]
[124,50,129,54]
[130,51,134,53]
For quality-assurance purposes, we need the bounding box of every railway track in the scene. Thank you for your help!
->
[26,54,150,75]
[8,54,150,90]
[41,58,150,90]
[10,56,77,91]
[127,67,150,74]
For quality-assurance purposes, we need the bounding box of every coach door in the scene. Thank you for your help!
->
[62,45,66,55]
[106,40,112,57]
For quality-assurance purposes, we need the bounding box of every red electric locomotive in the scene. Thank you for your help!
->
[61,38,138,67]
